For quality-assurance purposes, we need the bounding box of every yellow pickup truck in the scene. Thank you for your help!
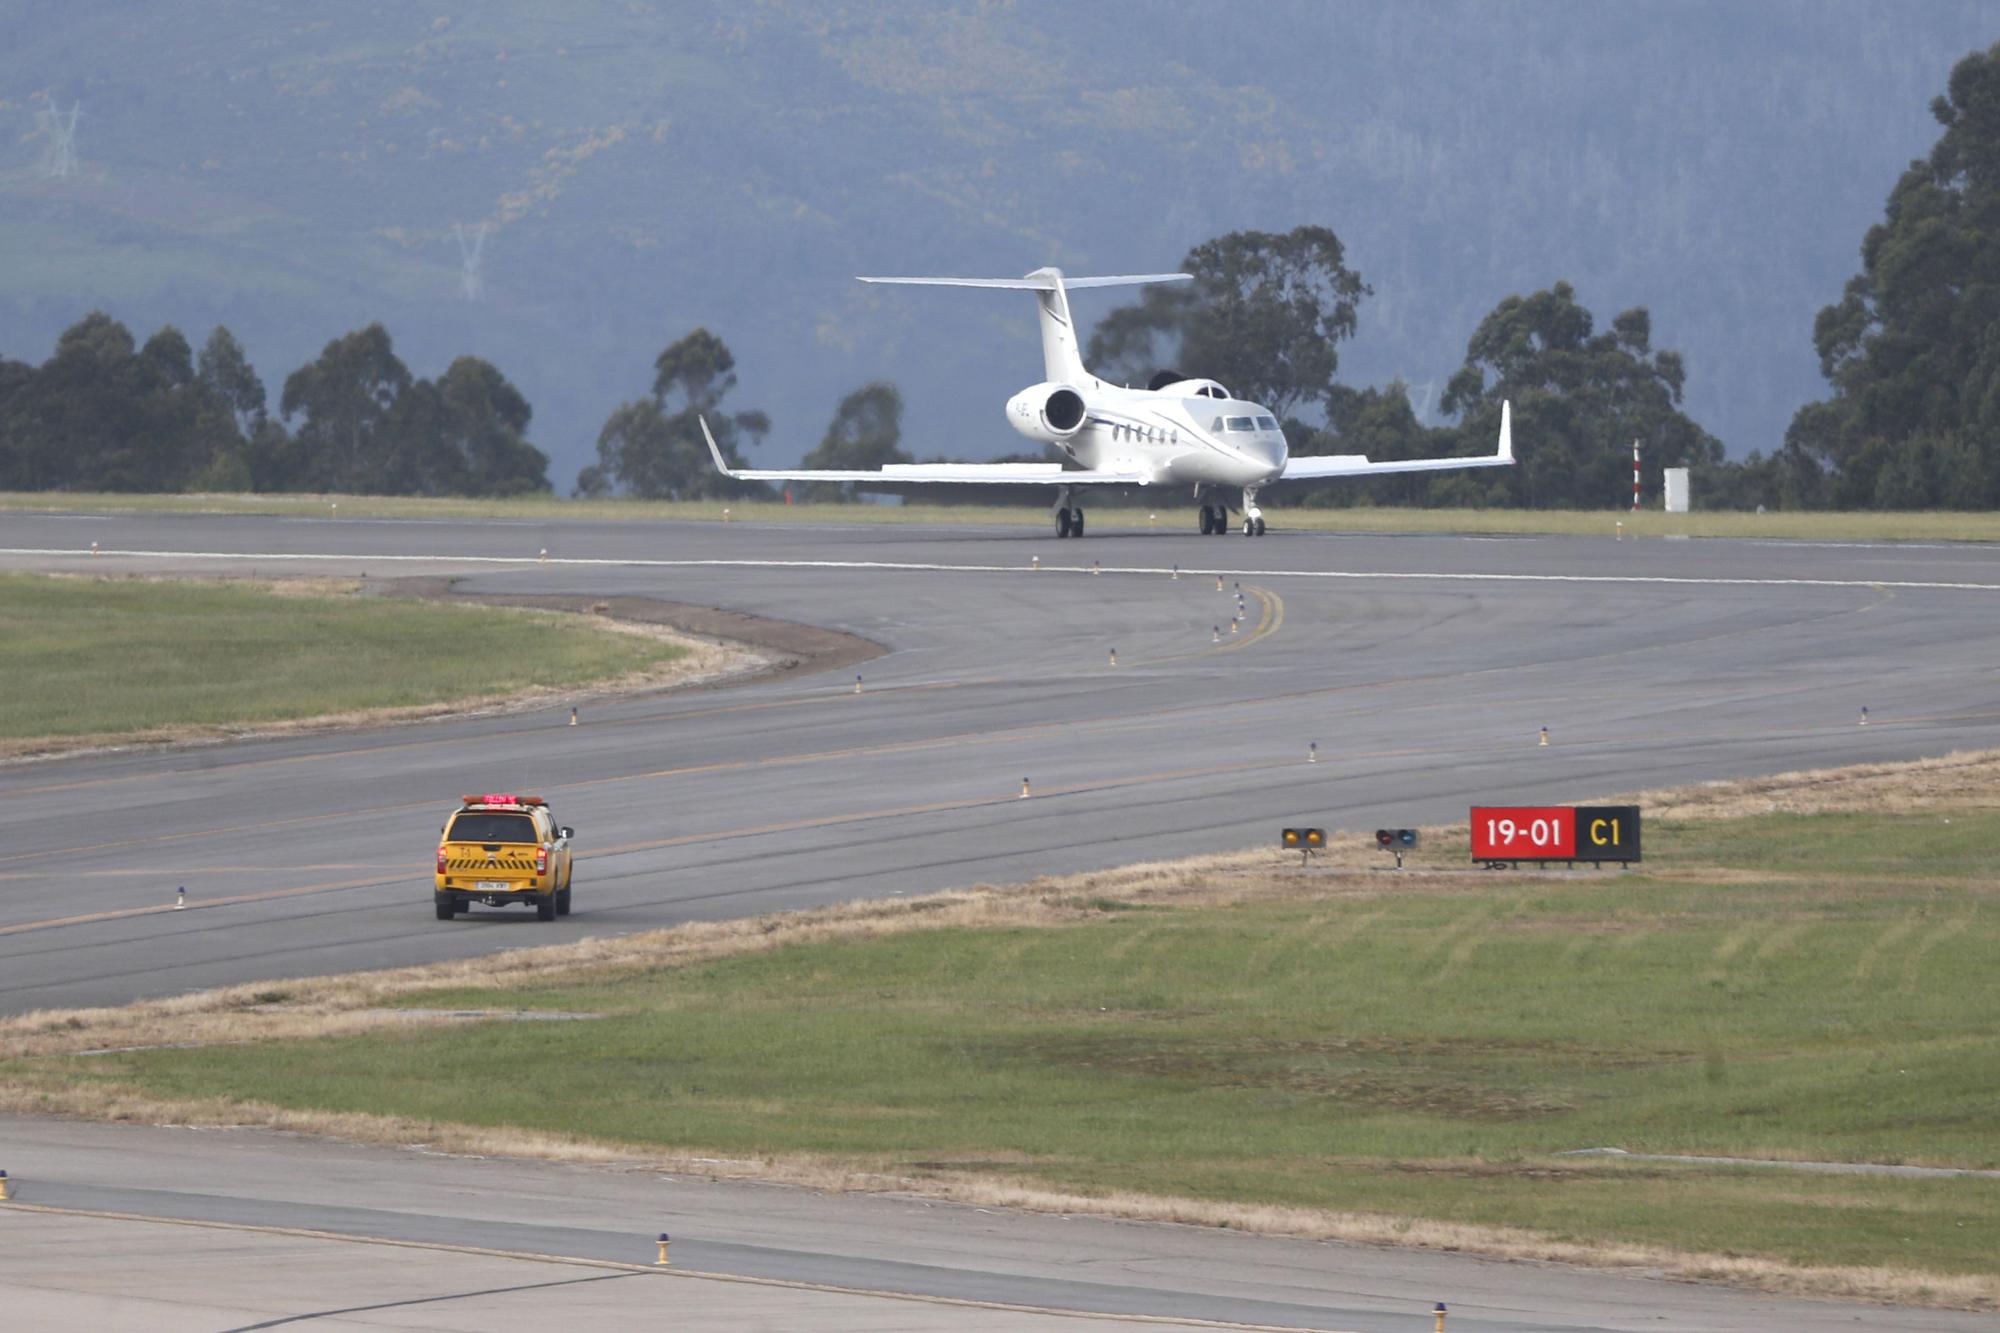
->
[433,794,574,922]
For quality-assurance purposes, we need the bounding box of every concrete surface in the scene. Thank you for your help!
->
[2,1116,1987,1332]
[2,1210,1240,1332]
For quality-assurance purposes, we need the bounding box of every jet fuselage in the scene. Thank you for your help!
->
[1008,378,1287,489]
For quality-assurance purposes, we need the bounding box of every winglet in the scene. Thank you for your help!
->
[1498,399,1513,462]
[700,415,737,478]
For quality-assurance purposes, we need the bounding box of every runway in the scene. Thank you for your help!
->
[6,511,1997,1014]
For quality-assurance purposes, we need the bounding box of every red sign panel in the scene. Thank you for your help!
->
[1470,806,1576,859]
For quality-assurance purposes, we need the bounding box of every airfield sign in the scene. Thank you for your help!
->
[1471,806,1641,864]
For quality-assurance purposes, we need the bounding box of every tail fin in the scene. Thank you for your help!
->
[857,269,1190,386]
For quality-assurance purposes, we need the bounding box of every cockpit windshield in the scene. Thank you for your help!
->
[1224,416,1256,432]
[1257,416,1279,431]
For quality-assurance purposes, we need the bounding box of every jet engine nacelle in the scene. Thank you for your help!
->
[1005,382,1088,445]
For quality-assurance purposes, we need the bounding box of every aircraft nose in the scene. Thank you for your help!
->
[1248,434,1286,473]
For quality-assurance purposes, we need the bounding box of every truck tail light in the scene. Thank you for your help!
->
[536,847,549,874]
[436,846,448,874]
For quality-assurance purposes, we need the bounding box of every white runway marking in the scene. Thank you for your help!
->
[5,546,1999,593]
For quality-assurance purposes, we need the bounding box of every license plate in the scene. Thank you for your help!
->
[474,880,511,890]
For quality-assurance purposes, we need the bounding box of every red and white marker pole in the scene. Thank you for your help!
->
[1632,440,1641,512]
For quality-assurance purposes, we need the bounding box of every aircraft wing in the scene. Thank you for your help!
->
[700,417,1151,486]
[1275,400,1515,482]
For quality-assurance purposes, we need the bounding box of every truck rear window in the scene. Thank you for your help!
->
[448,813,539,843]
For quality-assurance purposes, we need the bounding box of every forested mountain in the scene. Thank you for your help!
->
[0,2,1991,488]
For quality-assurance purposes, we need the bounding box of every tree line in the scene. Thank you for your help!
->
[0,316,550,496]
[5,39,1995,509]
[1777,39,2000,509]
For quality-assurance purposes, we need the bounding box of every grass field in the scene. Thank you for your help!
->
[7,489,2000,542]
[11,787,1995,1305]
[0,573,690,751]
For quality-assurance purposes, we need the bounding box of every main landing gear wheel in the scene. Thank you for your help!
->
[1199,505,1228,535]
[1056,507,1084,538]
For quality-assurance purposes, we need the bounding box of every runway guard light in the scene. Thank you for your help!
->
[1282,828,1325,862]
[1377,828,1419,868]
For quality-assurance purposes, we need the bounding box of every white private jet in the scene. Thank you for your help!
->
[702,268,1513,537]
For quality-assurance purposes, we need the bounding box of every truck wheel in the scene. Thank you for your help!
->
[556,887,572,916]
[434,895,455,921]
[537,894,557,922]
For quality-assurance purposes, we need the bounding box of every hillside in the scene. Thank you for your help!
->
[1,1,1993,487]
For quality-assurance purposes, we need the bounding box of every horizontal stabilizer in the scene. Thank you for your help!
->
[857,273,1190,291]
[859,267,1189,384]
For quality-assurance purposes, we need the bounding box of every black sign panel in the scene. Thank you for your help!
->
[1572,805,1641,862]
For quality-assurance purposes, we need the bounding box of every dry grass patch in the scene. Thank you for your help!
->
[1611,749,2000,819]
[0,837,1507,1064]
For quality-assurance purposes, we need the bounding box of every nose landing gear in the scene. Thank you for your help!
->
[1193,488,1266,536]
[1240,486,1267,537]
